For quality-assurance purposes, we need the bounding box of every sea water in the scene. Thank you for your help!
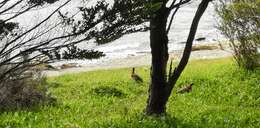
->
[4,0,225,65]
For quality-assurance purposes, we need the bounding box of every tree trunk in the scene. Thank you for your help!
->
[146,0,211,115]
[146,6,170,115]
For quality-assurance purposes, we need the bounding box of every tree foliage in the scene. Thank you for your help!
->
[62,45,105,60]
[216,0,260,70]
[63,0,149,45]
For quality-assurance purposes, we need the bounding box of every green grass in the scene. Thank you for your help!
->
[0,58,259,128]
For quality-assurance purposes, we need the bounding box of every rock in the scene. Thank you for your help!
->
[60,63,81,69]
[195,37,206,41]
[34,64,57,70]
[128,54,135,57]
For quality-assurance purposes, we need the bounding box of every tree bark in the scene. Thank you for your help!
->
[146,6,170,115]
[146,0,211,115]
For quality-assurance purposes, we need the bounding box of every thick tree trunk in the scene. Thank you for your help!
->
[146,7,170,115]
[146,0,211,115]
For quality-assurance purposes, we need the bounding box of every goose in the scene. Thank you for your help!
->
[177,83,193,94]
[131,68,143,83]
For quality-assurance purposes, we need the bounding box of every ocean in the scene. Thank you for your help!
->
[5,0,225,65]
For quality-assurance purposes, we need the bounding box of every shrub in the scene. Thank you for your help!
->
[0,63,56,110]
[216,0,260,70]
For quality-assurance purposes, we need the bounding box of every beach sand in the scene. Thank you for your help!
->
[44,49,233,77]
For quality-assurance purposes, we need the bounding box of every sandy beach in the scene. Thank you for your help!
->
[44,48,233,77]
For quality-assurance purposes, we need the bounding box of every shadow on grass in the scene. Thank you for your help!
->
[0,99,57,114]
[90,86,126,97]
[95,113,194,128]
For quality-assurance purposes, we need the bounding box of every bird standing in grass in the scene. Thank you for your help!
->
[131,68,143,83]
[177,83,193,94]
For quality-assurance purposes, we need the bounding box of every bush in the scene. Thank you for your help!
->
[0,64,56,110]
[216,0,260,70]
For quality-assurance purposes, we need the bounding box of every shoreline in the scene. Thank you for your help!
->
[44,49,233,77]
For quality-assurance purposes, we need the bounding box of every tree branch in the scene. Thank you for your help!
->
[0,0,23,15]
[167,0,211,96]
[166,0,182,34]
[169,0,191,10]
[0,0,71,55]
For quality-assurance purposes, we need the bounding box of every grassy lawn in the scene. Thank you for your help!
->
[0,58,259,128]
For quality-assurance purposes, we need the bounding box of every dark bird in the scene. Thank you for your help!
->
[177,83,193,94]
[131,68,143,83]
